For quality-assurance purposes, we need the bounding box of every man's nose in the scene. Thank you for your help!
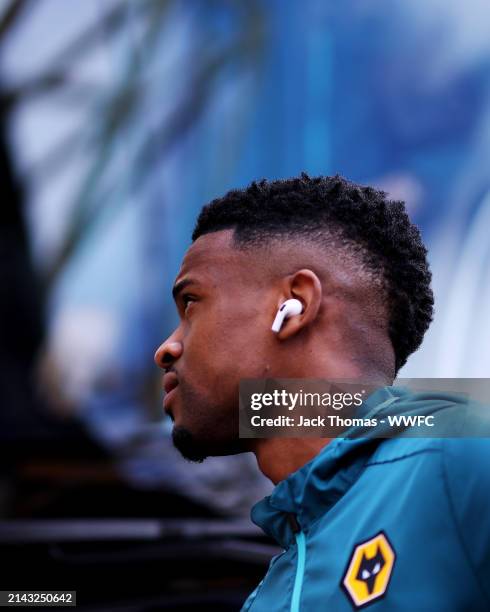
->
[154,334,183,370]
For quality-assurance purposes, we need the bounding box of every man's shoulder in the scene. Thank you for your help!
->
[365,435,442,466]
[367,431,490,467]
[364,430,490,512]
[367,392,490,464]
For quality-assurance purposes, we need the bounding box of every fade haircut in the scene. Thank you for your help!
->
[192,173,434,374]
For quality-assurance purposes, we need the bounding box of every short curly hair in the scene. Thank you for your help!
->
[192,173,434,374]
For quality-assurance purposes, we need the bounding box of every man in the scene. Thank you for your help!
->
[154,174,490,610]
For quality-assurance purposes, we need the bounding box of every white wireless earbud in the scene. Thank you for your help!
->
[271,298,303,333]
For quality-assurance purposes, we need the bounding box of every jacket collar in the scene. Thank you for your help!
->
[250,386,403,547]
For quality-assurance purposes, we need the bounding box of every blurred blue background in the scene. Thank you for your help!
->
[1,0,490,515]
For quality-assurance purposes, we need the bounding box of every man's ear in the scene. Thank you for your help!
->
[275,269,322,340]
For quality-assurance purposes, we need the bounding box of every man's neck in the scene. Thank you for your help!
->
[248,357,391,484]
[252,438,332,484]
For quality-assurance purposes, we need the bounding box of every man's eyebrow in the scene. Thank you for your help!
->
[172,278,199,301]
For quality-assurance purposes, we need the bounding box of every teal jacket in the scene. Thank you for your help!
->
[241,386,490,611]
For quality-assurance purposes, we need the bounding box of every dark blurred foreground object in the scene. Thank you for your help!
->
[0,106,105,514]
[0,90,127,513]
[0,518,279,611]
[0,430,277,611]
[0,109,85,448]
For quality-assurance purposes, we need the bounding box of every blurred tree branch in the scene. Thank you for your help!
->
[0,0,266,292]
[0,0,32,41]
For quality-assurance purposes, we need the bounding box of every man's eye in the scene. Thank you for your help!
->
[182,295,196,311]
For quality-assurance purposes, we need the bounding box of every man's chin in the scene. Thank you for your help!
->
[171,425,244,462]
[171,426,207,462]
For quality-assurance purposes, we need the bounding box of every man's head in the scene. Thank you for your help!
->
[154,173,434,461]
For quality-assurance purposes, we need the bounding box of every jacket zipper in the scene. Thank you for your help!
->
[288,514,306,612]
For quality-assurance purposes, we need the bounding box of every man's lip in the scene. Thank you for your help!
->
[163,372,179,415]
[163,385,178,413]
[163,372,179,394]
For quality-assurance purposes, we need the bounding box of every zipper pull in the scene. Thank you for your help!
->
[287,513,300,534]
